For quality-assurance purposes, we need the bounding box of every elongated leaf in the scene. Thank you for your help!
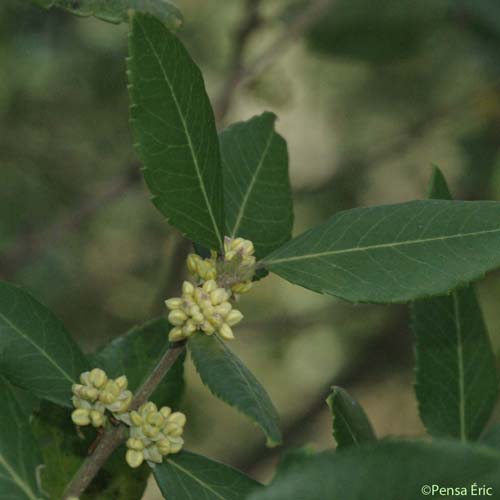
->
[129,13,225,250]
[0,376,43,500]
[327,386,376,448]
[221,112,293,259]
[262,199,500,303]
[189,334,282,446]
[248,439,500,500]
[32,402,149,499]
[153,451,262,500]
[90,317,185,408]
[31,0,183,30]
[412,169,498,441]
[0,281,88,406]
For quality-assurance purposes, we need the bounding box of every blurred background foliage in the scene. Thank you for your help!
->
[2,0,500,497]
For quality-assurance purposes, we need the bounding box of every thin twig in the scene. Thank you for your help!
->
[62,341,186,499]
[214,0,333,121]
[214,0,263,123]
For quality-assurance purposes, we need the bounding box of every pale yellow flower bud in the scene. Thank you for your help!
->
[203,280,217,293]
[89,368,107,388]
[169,326,185,342]
[165,422,183,437]
[169,437,184,454]
[169,412,187,427]
[168,309,188,326]
[219,323,234,340]
[115,375,128,391]
[89,409,105,427]
[72,409,91,426]
[127,438,145,451]
[146,412,164,427]
[157,439,171,455]
[130,411,143,426]
[232,281,252,295]
[165,297,183,310]
[160,407,172,418]
[187,253,199,274]
[144,424,160,439]
[126,449,144,469]
[182,281,194,295]
[226,309,244,326]
[210,288,229,305]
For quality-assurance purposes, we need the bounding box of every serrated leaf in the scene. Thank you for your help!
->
[262,199,500,303]
[248,439,500,500]
[128,13,225,250]
[327,386,376,449]
[153,451,262,500]
[32,402,149,499]
[189,334,282,446]
[220,112,293,259]
[31,0,183,30]
[0,376,43,500]
[0,281,89,407]
[90,317,185,408]
[411,168,498,441]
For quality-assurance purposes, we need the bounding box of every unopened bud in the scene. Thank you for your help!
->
[219,323,234,340]
[89,368,107,388]
[126,449,144,469]
[226,309,243,326]
[72,409,91,427]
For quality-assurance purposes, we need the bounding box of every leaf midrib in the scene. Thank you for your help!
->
[230,127,275,237]
[0,454,39,500]
[136,16,223,248]
[0,311,75,384]
[165,458,227,500]
[262,227,500,265]
[453,292,467,442]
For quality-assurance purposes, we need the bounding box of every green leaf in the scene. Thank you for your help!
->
[128,13,225,250]
[189,334,282,446]
[262,199,500,303]
[90,317,185,408]
[0,376,43,500]
[272,447,315,483]
[326,386,376,449]
[32,402,149,499]
[411,168,498,441]
[248,439,500,500]
[153,451,262,500]
[482,425,500,450]
[31,0,183,30]
[0,281,89,407]
[220,112,293,259]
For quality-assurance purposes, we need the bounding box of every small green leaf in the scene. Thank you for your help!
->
[90,317,185,407]
[31,0,183,30]
[327,386,376,449]
[248,439,500,500]
[129,13,225,251]
[153,451,262,500]
[412,168,498,441]
[221,112,293,259]
[189,335,282,446]
[0,376,43,500]
[32,402,149,499]
[0,281,89,406]
[262,199,500,303]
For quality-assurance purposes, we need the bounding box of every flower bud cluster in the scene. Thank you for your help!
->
[71,369,132,428]
[166,280,243,342]
[125,402,186,468]
[187,251,217,281]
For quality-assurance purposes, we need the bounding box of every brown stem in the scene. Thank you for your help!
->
[62,341,186,499]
